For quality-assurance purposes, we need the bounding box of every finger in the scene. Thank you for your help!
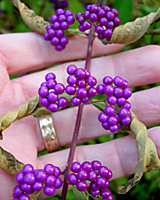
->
[36,126,160,198]
[0,32,124,75]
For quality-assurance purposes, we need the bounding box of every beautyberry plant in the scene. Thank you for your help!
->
[38,64,132,133]
[12,164,62,199]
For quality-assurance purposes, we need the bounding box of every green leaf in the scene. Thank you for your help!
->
[114,0,133,24]
[72,185,88,200]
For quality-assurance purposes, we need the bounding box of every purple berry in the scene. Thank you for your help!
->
[21,182,32,193]
[76,181,87,191]
[13,185,23,197]
[16,172,24,184]
[106,95,117,105]
[58,14,66,22]
[67,16,75,24]
[54,177,63,188]
[44,164,55,175]
[81,161,92,172]
[107,116,118,125]
[89,13,98,22]
[45,175,57,186]
[48,92,58,103]
[117,97,127,106]
[67,75,77,85]
[32,181,43,191]
[114,87,123,97]
[45,72,56,81]
[61,22,69,30]
[53,22,60,30]
[43,32,50,41]
[55,44,64,51]
[97,8,106,17]
[77,16,85,24]
[78,24,85,32]
[89,4,98,13]
[66,85,76,95]
[46,79,57,89]
[23,164,34,174]
[88,170,97,182]
[107,21,114,29]
[104,106,115,116]
[65,10,73,17]
[77,79,87,88]
[98,112,108,123]
[76,88,87,99]
[83,10,90,19]
[124,101,131,110]
[35,170,47,182]
[84,69,91,78]
[48,28,56,37]
[71,97,81,106]
[60,37,69,46]
[118,108,129,118]
[38,86,48,97]
[51,15,58,23]
[103,76,113,85]
[123,88,132,99]
[71,162,81,172]
[104,85,114,96]
[19,194,30,200]
[77,170,88,181]
[103,6,111,12]
[82,96,90,103]
[54,166,61,177]
[24,173,35,185]
[50,36,60,46]
[95,25,104,34]
[90,189,100,197]
[90,182,99,191]
[106,169,113,179]
[113,76,123,86]
[101,188,111,198]
[87,76,97,86]
[96,177,108,189]
[92,160,101,170]
[56,8,65,16]
[47,103,59,112]
[54,83,65,94]
[58,97,68,107]
[96,84,104,95]
[103,29,113,38]
[75,68,86,79]
[121,116,131,125]
[82,21,91,30]
[102,122,109,130]
[114,17,121,26]
[99,17,108,26]
[46,24,53,31]
[68,173,78,185]
[43,185,55,196]
[75,12,83,20]
[109,124,118,132]
[106,11,115,20]
[67,65,77,74]
[122,79,129,88]
[87,87,97,97]
[56,29,64,38]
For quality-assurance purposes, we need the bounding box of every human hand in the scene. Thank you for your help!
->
[0,32,160,199]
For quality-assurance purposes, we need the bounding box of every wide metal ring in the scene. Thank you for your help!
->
[39,114,60,152]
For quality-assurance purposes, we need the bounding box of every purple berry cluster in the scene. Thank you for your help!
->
[38,72,68,112]
[49,0,68,10]
[43,8,75,51]
[12,164,62,200]
[97,76,132,132]
[76,4,121,41]
[68,160,113,199]
[66,64,97,106]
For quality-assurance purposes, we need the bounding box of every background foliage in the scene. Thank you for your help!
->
[1,0,160,199]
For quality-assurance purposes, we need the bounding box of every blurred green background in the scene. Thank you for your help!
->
[1,0,160,199]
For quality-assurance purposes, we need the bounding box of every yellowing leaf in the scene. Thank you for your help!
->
[110,7,160,44]
[8,0,50,35]
[0,147,24,176]
[118,110,160,194]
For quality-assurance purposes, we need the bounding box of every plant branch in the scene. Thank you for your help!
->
[60,1,101,199]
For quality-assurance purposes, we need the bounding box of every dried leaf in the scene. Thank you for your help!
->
[0,94,49,132]
[0,147,24,176]
[109,7,160,44]
[8,0,50,35]
[118,110,160,194]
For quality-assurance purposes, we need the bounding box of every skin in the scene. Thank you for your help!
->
[0,32,160,199]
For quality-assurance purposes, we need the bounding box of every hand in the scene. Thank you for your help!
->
[0,32,160,199]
